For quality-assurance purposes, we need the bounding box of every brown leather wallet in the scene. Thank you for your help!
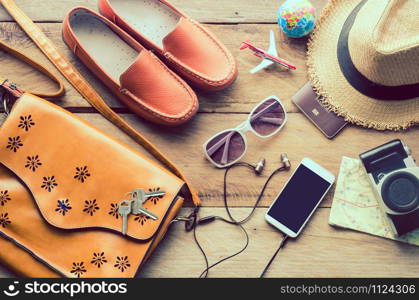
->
[292,82,348,139]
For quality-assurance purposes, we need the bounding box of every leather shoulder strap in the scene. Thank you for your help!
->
[0,40,65,98]
[0,0,200,206]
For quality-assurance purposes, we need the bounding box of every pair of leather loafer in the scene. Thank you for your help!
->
[63,0,238,126]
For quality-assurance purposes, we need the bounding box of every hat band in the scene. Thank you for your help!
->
[337,0,419,100]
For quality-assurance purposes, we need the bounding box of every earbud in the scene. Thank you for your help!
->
[253,153,291,175]
[254,158,266,175]
[254,154,291,174]
[280,153,291,170]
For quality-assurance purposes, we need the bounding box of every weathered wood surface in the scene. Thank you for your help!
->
[0,22,310,113]
[67,113,418,208]
[0,0,418,278]
[0,0,327,23]
[3,208,419,278]
[138,208,419,278]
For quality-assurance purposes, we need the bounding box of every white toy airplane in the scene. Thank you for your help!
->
[240,30,297,74]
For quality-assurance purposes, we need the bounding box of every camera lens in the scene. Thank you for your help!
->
[381,171,419,213]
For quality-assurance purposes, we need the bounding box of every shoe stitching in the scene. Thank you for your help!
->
[103,5,236,87]
[121,52,198,122]
[164,19,237,86]
[65,21,196,122]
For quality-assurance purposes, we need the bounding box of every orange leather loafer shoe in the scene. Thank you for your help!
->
[63,7,198,126]
[98,0,238,91]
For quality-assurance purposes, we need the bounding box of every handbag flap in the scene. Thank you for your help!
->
[0,93,184,241]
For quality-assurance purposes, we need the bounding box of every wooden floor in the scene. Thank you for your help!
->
[0,0,418,278]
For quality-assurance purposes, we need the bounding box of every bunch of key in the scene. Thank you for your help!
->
[118,188,165,235]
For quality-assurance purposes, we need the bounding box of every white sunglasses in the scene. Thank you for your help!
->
[203,96,288,168]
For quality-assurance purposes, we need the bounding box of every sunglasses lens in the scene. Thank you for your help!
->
[250,98,285,136]
[205,130,245,167]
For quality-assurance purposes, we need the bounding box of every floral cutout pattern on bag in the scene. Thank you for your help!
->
[0,94,185,277]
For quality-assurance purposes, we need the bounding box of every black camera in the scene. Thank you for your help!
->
[360,139,419,236]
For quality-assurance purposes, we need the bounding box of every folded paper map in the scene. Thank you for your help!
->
[329,156,419,246]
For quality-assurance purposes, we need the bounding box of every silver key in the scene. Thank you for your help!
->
[131,189,163,220]
[140,189,166,204]
[144,189,166,199]
[118,200,132,235]
[131,190,158,220]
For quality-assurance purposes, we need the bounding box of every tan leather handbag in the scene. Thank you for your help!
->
[0,36,198,278]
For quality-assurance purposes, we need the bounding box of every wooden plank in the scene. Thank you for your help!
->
[0,22,122,109]
[137,208,419,278]
[0,0,327,23]
[66,113,419,208]
[2,208,419,278]
[0,22,310,113]
[0,0,415,280]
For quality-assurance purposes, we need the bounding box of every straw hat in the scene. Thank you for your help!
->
[307,0,419,130]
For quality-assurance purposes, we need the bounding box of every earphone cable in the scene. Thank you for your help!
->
[223,163,287,225]
[259,234,289,278]
[193,162,288,278]
[197,221,249,278]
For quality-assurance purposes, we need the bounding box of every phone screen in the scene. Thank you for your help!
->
[267,164,332,233]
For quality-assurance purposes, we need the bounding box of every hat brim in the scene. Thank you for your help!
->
[307,0,419,130]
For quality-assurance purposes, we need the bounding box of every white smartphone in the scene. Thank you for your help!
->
[265,158,335,238]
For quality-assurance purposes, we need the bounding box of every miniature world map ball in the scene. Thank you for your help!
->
[278,0,316,38]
